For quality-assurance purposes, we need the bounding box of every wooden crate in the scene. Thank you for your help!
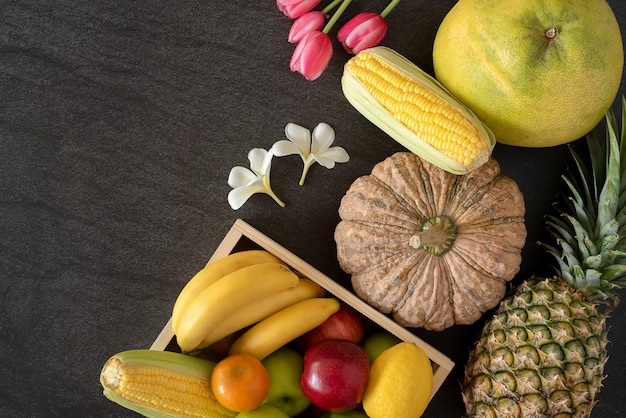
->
[152,219,454,401]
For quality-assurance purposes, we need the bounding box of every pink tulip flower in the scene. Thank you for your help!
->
[288,11,326,43]
[337,11,387,54]
[277,0,322,19]
[290,31,333,81]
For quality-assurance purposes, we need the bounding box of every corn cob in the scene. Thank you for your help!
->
[342,46,496,175]
[100,349,236,418]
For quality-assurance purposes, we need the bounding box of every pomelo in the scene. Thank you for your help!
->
[432,0,623,147]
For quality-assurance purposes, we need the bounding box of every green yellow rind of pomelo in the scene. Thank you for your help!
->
[432,0,624,148]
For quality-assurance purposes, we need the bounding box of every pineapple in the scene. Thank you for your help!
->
[462,96,626,418]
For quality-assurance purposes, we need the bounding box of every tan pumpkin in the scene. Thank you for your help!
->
[334,152,526,330]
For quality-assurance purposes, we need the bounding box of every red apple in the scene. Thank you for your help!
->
[300,340,369,413]
[298,303,364,350]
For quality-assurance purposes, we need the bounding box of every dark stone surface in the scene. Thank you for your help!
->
[1,1,625,416]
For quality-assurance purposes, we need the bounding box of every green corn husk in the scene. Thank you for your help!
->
[342,46,496,175]
[100,349,236,418]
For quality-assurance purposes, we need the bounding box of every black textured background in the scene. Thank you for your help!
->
[1,1,626,417]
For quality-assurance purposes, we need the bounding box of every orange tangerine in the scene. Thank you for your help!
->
[210,353,270,412]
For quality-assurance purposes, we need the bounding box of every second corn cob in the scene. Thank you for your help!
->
[100,349,237,418]
[342,46,496,175]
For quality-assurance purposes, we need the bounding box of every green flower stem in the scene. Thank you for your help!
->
[268,190,286,207]
[263,176,285,207]
[322,0,352,34]
[380,0,401,18]
[299,161,314,186]
[321,0,344,14]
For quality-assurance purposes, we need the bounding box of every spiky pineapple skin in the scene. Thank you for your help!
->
[463,277,608,418]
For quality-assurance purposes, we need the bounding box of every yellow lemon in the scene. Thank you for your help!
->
[432,0,624,147]
[362,342,433,418]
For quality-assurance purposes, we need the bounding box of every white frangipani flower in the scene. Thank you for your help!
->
[272,122,350,185]
[227,148,285,210]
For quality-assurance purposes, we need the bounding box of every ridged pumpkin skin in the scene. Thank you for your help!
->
[334,152,526,330]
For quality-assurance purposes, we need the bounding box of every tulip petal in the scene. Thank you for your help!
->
[347,24,386,54]
[337,12,378,42]
[277,0,321,19]
[337,12,387,54]
[291,31,333,81]
[290,38,307,72]
[289,12,325,43]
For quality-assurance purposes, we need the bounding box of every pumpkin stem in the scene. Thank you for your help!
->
[409,216,457,256]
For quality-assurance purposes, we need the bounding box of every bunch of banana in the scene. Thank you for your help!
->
[172,250,337,355]
[171,249,283,334]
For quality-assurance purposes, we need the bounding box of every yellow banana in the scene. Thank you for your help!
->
[175,262,299,353]
[171,250,282,334]
[228,297,341,360]
[198,278,326,349]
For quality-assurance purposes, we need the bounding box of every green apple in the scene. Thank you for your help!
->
[236,404,290,418]
[362,331,401,362]
[261,347,310,417]
[321,410,368,418]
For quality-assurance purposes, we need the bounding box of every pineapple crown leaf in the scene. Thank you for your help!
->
[595,125,621,233]
[602,263,626,283]
[542,95,626,306]
[543,219,583,268]
[562,181,595,232]
[564,146,598,221]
